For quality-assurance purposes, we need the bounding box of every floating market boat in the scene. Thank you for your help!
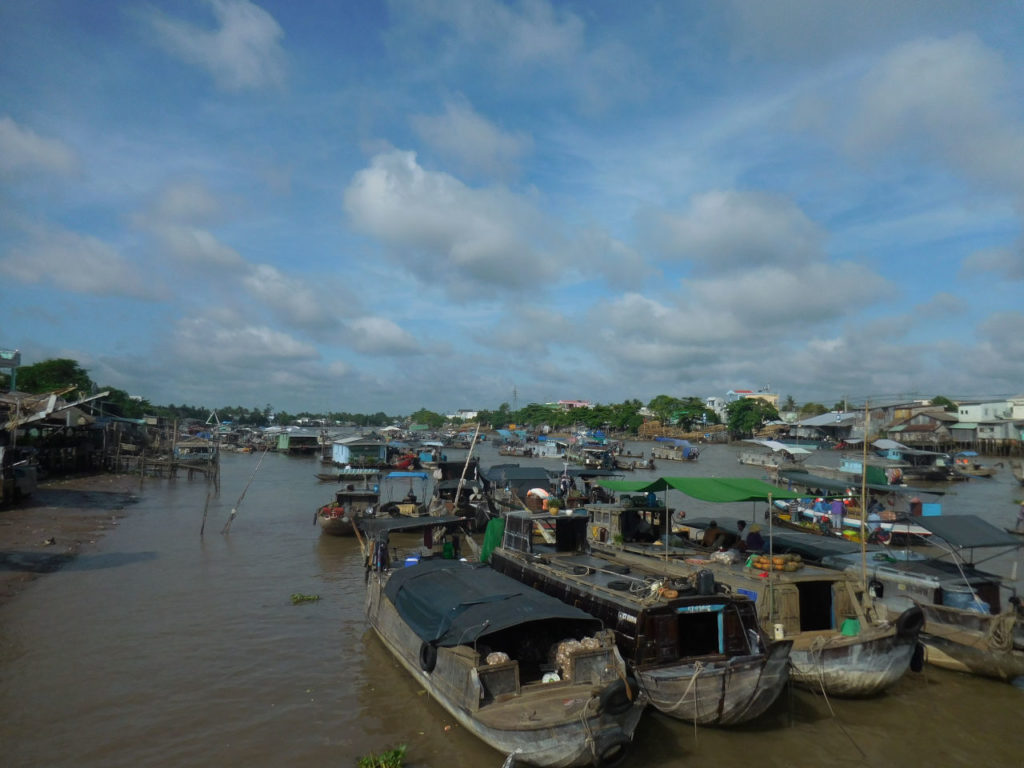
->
[364,517,647,767]
[488,512,792,726]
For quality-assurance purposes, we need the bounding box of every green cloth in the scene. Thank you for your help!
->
[479,517,506,563]
[596,476,803,502]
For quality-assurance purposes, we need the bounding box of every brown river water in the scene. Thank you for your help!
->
[2,441,1022,767]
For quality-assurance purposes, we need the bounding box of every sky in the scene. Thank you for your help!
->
[2,1,1024,417]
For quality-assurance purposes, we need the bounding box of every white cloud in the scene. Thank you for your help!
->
[147,0,286,91]
[135,181,243,268]
[346,317,421,355]
[0,226,155,298]
[645,189,825,272]
[847,34,1024,194]
[962,246,1024,281]
[172,309,318,367]
[343,149,556,293]
[242,264,327,329]
[411,97,533,178]
[0,116,78,176]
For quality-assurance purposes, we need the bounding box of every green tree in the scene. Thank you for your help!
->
[647,394,685,425]
[409,408,445,429]
[726,397,779,437]
[799,402,829,418]
[930,395,957,412]
[14,358,94,394]
[783,394,796,411]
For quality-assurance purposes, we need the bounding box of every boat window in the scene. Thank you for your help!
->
[676,609,723,657]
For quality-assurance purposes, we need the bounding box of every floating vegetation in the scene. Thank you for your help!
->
[290,593,321,605]
[357,743,407,768]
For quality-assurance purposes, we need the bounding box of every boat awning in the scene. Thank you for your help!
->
[909,515,1023,549]
[596,476,803,502]
[743,439,812,455]
[778,469,945,496]
[385,471,431,480]
[383,559,602,647]
[359,514,468,537]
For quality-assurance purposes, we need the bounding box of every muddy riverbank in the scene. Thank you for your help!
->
[0,473,141,605]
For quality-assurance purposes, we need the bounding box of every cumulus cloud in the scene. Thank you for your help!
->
[962,246,1024,281]
[645,189,825,273]
[146,0,286,91]
[172,309,318,367]
[0,116,78,176]
[346,317,421,355]
[0,226,155,298]
[135,181,243,268]
[411,97,533,178]
[847,34,1024,194]
[242,264,327,329]
[343,149,556,293]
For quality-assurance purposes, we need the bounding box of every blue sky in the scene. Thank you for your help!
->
[2,0,1023,416]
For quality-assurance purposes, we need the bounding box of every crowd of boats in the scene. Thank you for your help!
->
[308,439,1024,767]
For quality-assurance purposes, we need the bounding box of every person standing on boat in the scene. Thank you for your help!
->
[830,498,845,534]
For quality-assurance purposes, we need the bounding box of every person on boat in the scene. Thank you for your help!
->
[830,498,845,533]
[867,508,882,535]
[736,519,750,546]
[701,520,732,549]
[404,489,417,504]
[745,524,765,551]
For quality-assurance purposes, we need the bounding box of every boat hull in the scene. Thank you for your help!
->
[919,604,1024,682]
[639,639,791,725]
[365,571,646,767]
[788,625,919,697]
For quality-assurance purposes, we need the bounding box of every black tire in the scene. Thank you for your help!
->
[607,580,631,591]
[868,579,884,599]
[381,502,401,517]
[896,605,924,638]
[598,676,637,716]
[593,730,630,768]
[605,564,631,575]
[419,642,437,673]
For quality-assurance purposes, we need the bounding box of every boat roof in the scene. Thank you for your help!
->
[909,515,1023,550]
[385,471,431,479]
[743,439,812,455]
[598,476,803,502]
[359,514,468,536]
[779,468,945,496]
[383,559,602,647]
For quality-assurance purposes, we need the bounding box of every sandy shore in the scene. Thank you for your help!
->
[0,473,142,606]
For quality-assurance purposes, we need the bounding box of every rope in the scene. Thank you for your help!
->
[220,444,269,534]
[988,612,1016,652]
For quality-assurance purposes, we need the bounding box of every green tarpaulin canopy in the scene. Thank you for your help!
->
[596,476,803,502]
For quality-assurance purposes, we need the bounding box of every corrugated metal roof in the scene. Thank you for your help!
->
[952,422,979,429]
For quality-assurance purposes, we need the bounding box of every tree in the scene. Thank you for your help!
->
[647,394,685,425]
[409,408,445,429]
[799,402,829,418]
[783,394,796,411]
[726,397,779,437]
[930,395,957,413]
[14,358,94,394]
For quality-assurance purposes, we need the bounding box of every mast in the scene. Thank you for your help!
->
[860,400,870,597]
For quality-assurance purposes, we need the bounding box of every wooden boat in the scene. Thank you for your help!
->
[649,438,700,462]
[952,452,997,478]
[586,505,923,697]
[489,513,792,726]
[1010,459,1024,485]
[316,471,381,536]
[820,515,1024,682]
[365,528,647,767]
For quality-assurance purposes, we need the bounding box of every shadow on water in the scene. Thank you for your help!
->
[0,550,157,573]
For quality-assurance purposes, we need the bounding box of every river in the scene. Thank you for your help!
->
[1,440,1022,767]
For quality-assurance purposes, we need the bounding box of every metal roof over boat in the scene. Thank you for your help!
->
[909,515,1023,550]
[778,468,946,496]
[383,559,602,646]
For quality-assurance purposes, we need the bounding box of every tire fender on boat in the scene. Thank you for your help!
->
[896,605,924,638]
[592,728,630,768]
[418,642,437,673]
[867,579,884,599]
[910,642,926,673]
[598,675,637,716]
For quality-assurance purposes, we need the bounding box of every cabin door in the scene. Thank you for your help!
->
[648,614,678,663]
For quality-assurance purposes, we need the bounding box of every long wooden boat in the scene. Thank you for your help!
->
[819,515,1024,682]
[365,553,647,766]
[489,513,792,726]
[316,471,381,536]
[586,505,923,697]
